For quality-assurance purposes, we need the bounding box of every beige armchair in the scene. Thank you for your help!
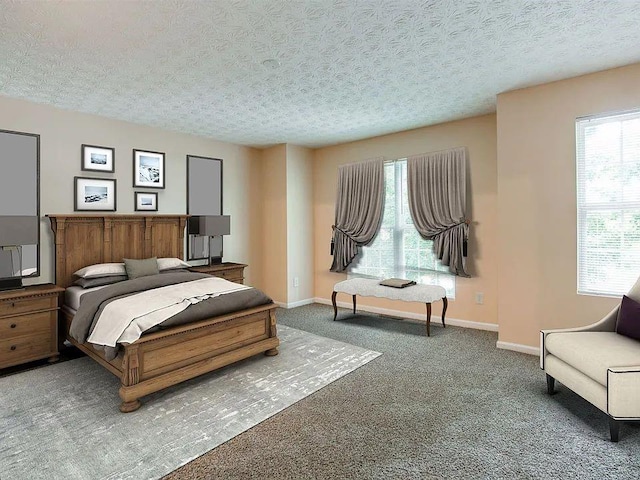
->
[541,279,640,442]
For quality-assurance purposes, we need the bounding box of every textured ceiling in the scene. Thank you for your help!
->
[1,0,640,148]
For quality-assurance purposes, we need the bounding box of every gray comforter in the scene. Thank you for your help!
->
[71,271,273,360]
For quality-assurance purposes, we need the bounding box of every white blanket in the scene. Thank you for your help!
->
[87,277,250,347]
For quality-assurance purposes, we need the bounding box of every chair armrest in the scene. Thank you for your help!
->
[607,366,640,419]
[540,306,619,369]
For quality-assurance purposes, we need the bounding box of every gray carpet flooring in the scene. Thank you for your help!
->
[165,304,640,480]
[0,325,379,480]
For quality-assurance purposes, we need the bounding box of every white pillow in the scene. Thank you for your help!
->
[74,262,126,279]
[157,257,191,271]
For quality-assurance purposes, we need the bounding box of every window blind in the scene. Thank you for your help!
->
[576,110,640,296]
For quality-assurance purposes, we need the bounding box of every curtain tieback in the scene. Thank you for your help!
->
[331,225,358,255]
[433,220,468,237]
[332,225,357,241]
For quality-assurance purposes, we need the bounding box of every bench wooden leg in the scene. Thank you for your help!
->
[352,295,357,314]
[441,297,448,327]
[332,291,338,320]
[426,303,431,337]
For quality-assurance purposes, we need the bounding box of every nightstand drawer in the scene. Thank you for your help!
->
[0,311,53,339]
[215,269,237,279]
[189,263,247,284]
[0,296,55,317]
[0,332,52,366]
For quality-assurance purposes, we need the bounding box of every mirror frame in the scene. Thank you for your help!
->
[186,155,223,262]
[0,128,40,277]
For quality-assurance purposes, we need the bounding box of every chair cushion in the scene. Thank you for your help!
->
[545,332,640,386]
[617,295,640,341]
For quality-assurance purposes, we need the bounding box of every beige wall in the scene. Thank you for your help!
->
[259,143,314,305]
[0,95,263,286]
[496,63,640,347]
[7,60,638,350]
[313,114,498,325]
[286,144,314,304]
[260,144,288,303]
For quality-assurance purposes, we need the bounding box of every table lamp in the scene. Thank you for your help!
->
[198,215,231,265]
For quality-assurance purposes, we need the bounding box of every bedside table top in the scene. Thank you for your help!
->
[190,262,247,272]
[0,284,65,301]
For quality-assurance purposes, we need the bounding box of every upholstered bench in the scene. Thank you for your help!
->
[331,278,447,336]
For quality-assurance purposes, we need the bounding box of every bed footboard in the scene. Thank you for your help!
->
[118,304,278,412]
[62,303,279,412]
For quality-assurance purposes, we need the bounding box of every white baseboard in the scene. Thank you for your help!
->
[313,297,498,332]
[291,297,537,356]
[496,340,539,356]
[275,298,315,309]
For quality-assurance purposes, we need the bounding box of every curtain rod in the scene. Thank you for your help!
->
[340,156,384,168]
[383,146,467,163]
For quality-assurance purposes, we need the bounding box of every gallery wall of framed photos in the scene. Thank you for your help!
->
[74,144,166,212]
[0,94,258,286]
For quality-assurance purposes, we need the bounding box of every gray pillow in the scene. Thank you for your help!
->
[73,275,128,288]
[124,257,159,279]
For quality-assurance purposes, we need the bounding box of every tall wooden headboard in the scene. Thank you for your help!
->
[47,215,188,287]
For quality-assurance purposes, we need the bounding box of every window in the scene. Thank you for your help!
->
[348,159,455,297]
[577,110,640,296]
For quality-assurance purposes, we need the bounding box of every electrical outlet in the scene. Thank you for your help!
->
[293,277,299,287]
[475,292,484,305]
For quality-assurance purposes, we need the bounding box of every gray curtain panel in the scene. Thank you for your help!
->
[330,158,384,272]
[407,147,470,277]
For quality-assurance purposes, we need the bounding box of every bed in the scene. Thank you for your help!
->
[48,214,279,412]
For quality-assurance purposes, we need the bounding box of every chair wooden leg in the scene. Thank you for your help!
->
[546,374,556,395]
[609,417,620,442]
[425,303,431,337]
[352,295,357,314]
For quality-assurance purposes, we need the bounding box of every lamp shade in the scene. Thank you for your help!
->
[198,215,230,236]
[0,216,38,246]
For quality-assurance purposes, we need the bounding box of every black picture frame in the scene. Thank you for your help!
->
[134,191,158,211]
[81,144,115,173]
[133,149,165,189]
[74,176,117,212]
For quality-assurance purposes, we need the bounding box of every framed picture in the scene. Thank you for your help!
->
[81,144,115,173]
[133,149,165,189]
[134,191,158,211]
[74,177,117,211]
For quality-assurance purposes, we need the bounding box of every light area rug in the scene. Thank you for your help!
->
[0,325,380,480]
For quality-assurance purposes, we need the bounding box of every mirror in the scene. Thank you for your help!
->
[186,155,222,263]
[0,130,39,278]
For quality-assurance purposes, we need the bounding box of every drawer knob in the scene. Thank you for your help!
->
[10,345,16,351]
[10,323,17,329]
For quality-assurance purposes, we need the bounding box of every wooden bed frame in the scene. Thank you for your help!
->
[48,214,279,413]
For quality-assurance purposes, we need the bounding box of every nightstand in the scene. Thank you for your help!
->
[0,284,64,369]
[189,262,247,284]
